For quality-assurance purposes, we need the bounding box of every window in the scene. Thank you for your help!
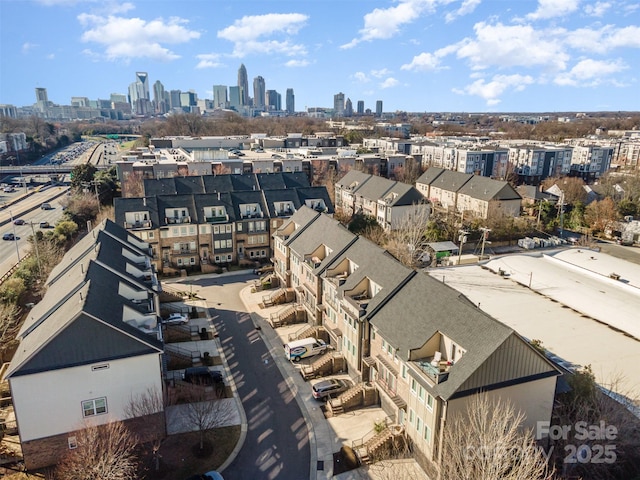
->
[409,408,415,425]
[68,436,78,449]
[424,425,432,443]
[426,393,434,411]
[237,223,243,232]
[82,397,107,417]
[417,416,422,433]
[418,385,425,403]
[410,378,417,395]
[401,364,407,379]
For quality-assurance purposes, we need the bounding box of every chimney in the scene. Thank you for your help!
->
[143,197,147,206]
[218,192,221,200]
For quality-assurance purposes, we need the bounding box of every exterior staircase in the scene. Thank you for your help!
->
[159,284,186,303]
[269,304,305,328]
[164,344,200,370]
[262,288,287,308]
[300,352,334,380]
[327,383,364,415]
[288,324,322,342]
[353,424,405,465]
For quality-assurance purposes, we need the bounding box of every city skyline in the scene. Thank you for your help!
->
[1,0,639,112]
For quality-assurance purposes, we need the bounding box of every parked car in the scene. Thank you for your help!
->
[182,367,223,386]
[253,264,274,275]
[3,233,16,241]
[162,313,189,325]
[39,221,50,228]
[13,219,25,225]
[311,378,353,401]
[284,338,327,362]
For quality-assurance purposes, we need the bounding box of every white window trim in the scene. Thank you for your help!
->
[82,397,107,417]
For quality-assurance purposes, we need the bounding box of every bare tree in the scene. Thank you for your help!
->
[54,420,138,480]
[440,393,553,480]
[585,197,619,235]
[125,387,166,471]
[0,303,21,363]
[180,384,236,452]
[383,203,431,267]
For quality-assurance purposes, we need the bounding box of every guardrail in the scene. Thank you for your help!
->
[0,252,32,288]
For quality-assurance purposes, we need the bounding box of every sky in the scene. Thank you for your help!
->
[1,0,639,113]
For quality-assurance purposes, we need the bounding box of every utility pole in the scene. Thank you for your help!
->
[479,227,491,260]
[29,221,43,279]
[457,229,469,265]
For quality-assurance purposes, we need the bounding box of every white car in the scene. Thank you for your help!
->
[162,313,189,325]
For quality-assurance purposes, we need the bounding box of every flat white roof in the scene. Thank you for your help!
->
[430,251,640,395]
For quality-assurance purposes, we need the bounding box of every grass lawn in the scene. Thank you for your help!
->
[1,425,241,480]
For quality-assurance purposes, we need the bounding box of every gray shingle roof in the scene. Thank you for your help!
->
[416,167,446,185]
[457,176,521,201]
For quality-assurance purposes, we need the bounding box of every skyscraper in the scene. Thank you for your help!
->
[333,92,345,117]
[237,64,249,107]
[35,87,48,104]
[253,76,266,109]
[153,80,167,114]
[286,88,295,114]
[266,90,281,111]
[169,90,182,110]
[129,72,151,115]
[345,98,353,117]
[229,86,241,111]
[357,100,364,115]
[213,85,228,109]
[376,100,383,117]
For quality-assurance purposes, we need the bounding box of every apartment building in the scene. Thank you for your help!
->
[570,145,614,180]
[114,173,333,273]
[416,167,521,219]
[334,170,429,231]
[507,145,573,183]
[273,208,560,472]
[4,220,164,469]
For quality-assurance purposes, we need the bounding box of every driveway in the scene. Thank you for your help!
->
[183,272,311,480]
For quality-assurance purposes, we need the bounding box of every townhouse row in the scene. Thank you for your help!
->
[4,220,165,469]
[272,207,561,472]
[114,172,333,274]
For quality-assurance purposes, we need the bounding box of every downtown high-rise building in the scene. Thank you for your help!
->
[35,87,48,104]
[266,90,281,111]
[237,64,249,106]
[357,100,364,115]
[213,85,228,109]
[169,90,182,110]
[345,98,353,117]
[333,92,345,117]
[286,88,295,114]
[229,86,241,111]
[129,72,151,115]
[376,100,383,117]
[253,76,266,109]
[153,80,168,115]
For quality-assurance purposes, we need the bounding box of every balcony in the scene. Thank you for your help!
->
[304,255,323,269]
[241,211,264,219]
[205,214,229,223]
[172,248,197,255]
[276,207,294,217]
[124,220,152,230]
[344,292,372,318]
[165,216,191,224]
[416,356,451,384]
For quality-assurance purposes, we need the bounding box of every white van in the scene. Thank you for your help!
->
[284,338,327,362]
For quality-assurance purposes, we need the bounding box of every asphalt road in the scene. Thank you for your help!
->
[187,273,311,480]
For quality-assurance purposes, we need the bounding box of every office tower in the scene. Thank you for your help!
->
[357,100,364,115]
[213,85,228,108]
[286,88,295,114]
[169,90,182,109]
[35,88,48,104]
[253,76,266,109]
[110,93,127,104]
[229,86,241,110]
[266,90,281,111]
[333,92,345,116]
[180,90,198,111]
[153,80,167,114]
[345,98,353,117]
[129,72,151,115]
[237,64,249,106]
[71,97,90,107]
[376,100,383,117]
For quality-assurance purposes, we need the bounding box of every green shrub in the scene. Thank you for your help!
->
[0,277,27,304]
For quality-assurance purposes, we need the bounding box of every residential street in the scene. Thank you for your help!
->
[184,272,311,480]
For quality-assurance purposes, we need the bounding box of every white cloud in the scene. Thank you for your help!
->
[78,14,200,61]
[195,53,223,69]
[453,74,534,105]
[352,72,370,83]
[380,77,400,89]
[456,22,569,71]
[285,59,310,67]
[401,52,441,71]
[217,13,308,58]
[22,42,38,54]
[341,0,447,49]
[46,53,56,60]
[554,58,627,86]
[584,1,611,16]
[526,0,580,20]
[371,68,391,78]
[445,0,481,23]
[564,25,640,53]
